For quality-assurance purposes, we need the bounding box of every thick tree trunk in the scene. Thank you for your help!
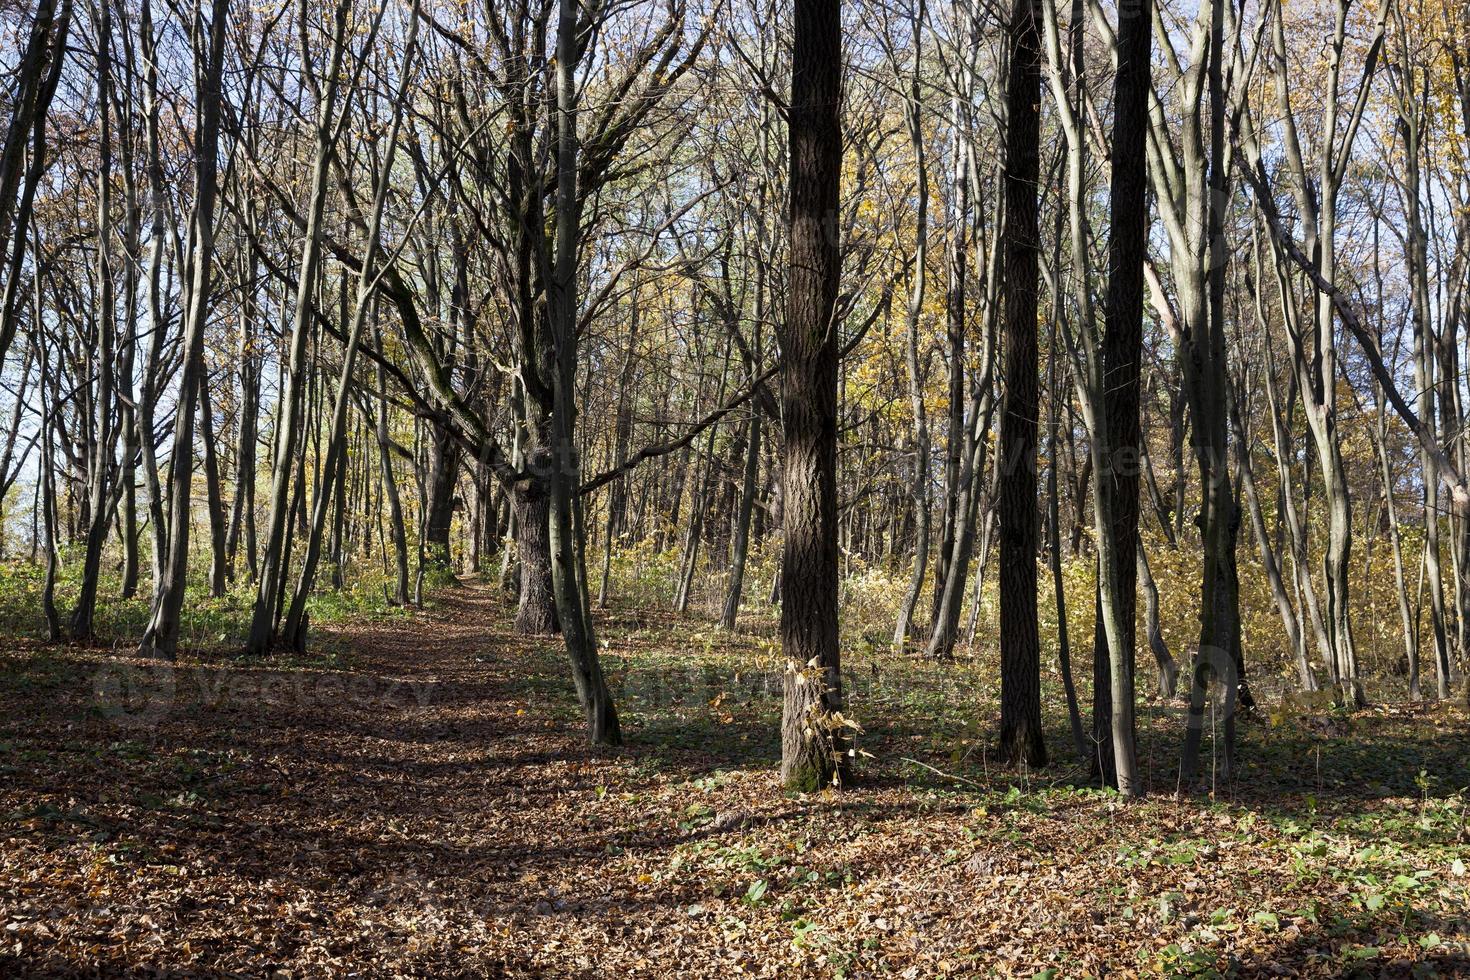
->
[996,0,1046,770]
[1180,0,1246,785]
[424,416,459,572]
[779,0,846,791]
[513,475,558,634]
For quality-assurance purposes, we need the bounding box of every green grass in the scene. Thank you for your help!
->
[0,555,416,652]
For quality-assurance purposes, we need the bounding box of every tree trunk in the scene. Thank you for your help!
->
[513,475,558,634]
[1092,0,1154,795]
[779,0,846,791]
[71,0,116,642]
[198,370,228,598]
[137,0,228,660]
[546,0,620,745]
[996,0,1046,770]
[721,409,761,629]
[893,12,931,653]
[370,319,410,606]
[245,0,352,655]
[424,416,459,572]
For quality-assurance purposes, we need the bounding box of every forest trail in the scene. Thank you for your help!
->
[3,582,1469,976]
[0,580,644,975]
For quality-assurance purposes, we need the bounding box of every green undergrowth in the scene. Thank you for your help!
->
[0,555,416,654]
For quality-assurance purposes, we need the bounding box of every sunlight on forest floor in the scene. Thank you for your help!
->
[1,581,1467,977]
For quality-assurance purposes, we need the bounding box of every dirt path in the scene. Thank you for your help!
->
[0,584,839,976]
[0,584,625,975]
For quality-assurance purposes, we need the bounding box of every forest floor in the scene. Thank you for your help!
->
[1,580,1468,978]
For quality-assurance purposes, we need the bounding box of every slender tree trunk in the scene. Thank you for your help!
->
[1137,543,1178,697]
[40,369,62,642]
[245,0,351,655]
[0,0,73,369]
[198,371,228,597]
[371,322,410,607]
[1047,323,1087,765]
[226,239,260,583]
[1232,368,1314,691]
[71,0,117,642]
[280,31,413,647]
[893,9,931,653]
[1091,0,1153,796]
[137,0,228,660]
[545,0,620,745]
[721,409,762,629]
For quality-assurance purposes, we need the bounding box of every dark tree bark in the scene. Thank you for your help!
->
[996,0,1046,769]
[1092,0,1153,795]
[424,415,460,571]
[779,0,847,792]
[513,474,558,633]
[0,0,73,369]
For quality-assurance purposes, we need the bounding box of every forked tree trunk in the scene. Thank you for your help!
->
[137,0,228,660]
[245,0,352,656]
[71,0,116,642]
